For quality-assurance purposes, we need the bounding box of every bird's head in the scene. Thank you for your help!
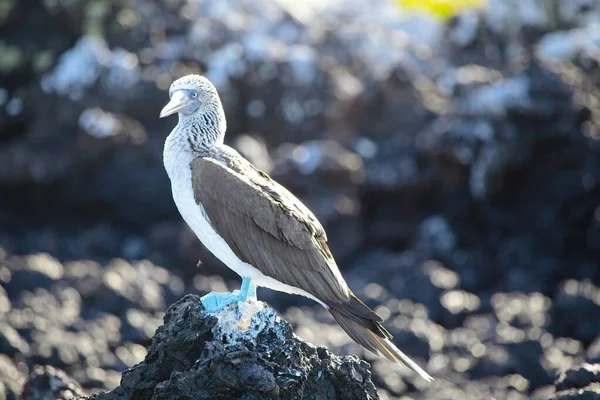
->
[160,74,220,118]
[160,74,226,146]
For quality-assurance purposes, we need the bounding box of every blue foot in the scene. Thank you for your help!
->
[201,291,243,312]
[201,278,257,313]
[238,277,257,300]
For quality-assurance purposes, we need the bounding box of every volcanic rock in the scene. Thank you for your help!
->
[89,294,379,400]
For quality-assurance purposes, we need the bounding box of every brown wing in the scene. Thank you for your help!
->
[191,156,349,304]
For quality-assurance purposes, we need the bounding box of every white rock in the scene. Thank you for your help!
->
[485,0,550,34]
[457,75,531,117]
[78,108,122,139]
[211,300,286,346]
[6,98,23,116]
[104,48,141,92]
[536,24,600,62]
[42,36,141,98]
[41,36,110,98]
[449,10,480,48]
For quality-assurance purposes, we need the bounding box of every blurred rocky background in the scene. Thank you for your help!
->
[1,0,600,398]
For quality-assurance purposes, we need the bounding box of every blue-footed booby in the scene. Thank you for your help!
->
[160,74,433,382]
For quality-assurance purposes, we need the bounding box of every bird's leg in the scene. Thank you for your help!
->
[238,277,257,301]
[200,277,257,313]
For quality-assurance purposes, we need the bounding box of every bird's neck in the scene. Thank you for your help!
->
[169,107,226,148]
[164,106,228,180]
[165,126,213,161]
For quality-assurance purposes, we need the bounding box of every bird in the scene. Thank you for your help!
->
[160,74,433,382]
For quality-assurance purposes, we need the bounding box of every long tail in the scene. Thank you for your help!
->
[328,292,433,382]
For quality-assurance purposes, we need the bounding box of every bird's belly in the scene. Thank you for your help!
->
[168,169,325,306]
[170,171,254,277]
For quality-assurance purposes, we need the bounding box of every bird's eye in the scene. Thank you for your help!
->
[191,92,198,98]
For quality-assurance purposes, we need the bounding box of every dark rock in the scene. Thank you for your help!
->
[491,292,551,331]
[551,280,600,345]
[90,294,378,400]
[0,248,198,393]
[343,250,469,328]
[552,363,600,400]
[554,387,600,400]
[587,337,600,364]
[0,322,29,357]
[416,373,532,400]
[84,259,171,315]
[0,354,26,400]
[556,364,600,392]
[4,254,63,299]
[22,365,86,400]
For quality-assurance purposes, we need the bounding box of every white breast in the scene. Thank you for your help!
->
[163,135,325,306]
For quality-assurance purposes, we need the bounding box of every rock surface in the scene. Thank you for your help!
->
[89,295,378,400]
[552,363,600,400]
[22,365,86,400]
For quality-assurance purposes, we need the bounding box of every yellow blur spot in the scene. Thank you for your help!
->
[397,0,483,18]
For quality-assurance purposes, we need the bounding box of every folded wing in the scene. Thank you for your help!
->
[191,156,350,304]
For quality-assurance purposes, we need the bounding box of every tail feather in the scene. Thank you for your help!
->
[328,294,433,382]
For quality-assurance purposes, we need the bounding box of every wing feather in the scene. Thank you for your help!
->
[191,156,349,304]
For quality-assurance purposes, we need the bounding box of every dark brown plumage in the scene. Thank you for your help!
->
[191,151,433,381]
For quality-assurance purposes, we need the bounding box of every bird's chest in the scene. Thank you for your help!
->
[163,146,250,275]
[165,156,217,249]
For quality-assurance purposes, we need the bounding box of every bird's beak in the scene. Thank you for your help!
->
[160,91,189,118]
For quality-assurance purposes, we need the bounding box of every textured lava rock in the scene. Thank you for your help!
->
[1,252,187,393]
[552,363,600,399]
[90,294,378,400]
[551,280,600,345]
[22,365,86,400]
[0,354,25,400]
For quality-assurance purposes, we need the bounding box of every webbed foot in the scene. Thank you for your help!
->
[201,278,257,313]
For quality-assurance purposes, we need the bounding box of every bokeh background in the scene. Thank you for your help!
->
[1,0,600,398]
